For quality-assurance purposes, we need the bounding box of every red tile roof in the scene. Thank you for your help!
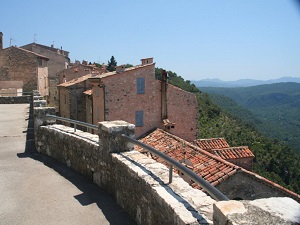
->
[135,129,300,201]
[58,74,92,87]
[135,129,239,188]
[193,138,254,160]
[193,138,230,150]
[210,147,255,160]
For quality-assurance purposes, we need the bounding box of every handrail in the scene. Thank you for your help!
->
[45,114,228,201]
[121,134,229,201]
[46,114,98,132]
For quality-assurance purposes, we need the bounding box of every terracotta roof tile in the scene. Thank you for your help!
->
[134,129,300,201]
[193,138,230,150]
[58,74,92,87]
[210,147,255,160]
[135,128,239,189]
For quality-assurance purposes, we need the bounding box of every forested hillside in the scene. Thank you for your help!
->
[200,83,300,153]
[155,68,300,194]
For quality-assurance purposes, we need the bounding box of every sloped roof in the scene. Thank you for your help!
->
[193,138,254,160]
[89,62,155,81]
[8,46,49,60]
[58,74,92,87]
[135,128,239,187]
[135,129,300,201]
[210,147,255,160]
[193,138,230,150]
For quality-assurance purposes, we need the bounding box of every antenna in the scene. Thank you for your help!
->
[34,34,37,43]
[9,38,14,47]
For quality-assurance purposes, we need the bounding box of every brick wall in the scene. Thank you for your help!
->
[93,64,162,138]
[91,63,198,140]
[167,84,198,141]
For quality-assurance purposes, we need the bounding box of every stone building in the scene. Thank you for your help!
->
[135,128,300,202]
[58,74,93,126]
[0,44,49,96]
[88,58,198,141]
[57,63,106,84]
[53,63,107,112]
[193,138,254,171]
[20,43,70,106]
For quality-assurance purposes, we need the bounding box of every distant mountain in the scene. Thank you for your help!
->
[192,77,300,87]
[200,82,300,153]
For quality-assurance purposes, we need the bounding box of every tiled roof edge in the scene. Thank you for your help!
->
[240,169,300,201]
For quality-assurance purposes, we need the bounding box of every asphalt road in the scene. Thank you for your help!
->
[0,104,135,225]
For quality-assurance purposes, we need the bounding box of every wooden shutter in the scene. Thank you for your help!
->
[136,110,144,127]
[137,78,145,94]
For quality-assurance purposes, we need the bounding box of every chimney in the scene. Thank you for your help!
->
[116,65,125,73]
[141,57,153,65]
[0,32,3,50]
[161,70,168,119]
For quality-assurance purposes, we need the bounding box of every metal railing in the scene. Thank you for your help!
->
[46,114,98,132]
[45,114,229,201]
[121,134,229,201]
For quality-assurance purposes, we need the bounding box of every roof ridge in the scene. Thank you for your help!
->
[240,168,300,200]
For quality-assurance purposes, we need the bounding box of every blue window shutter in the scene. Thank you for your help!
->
[136,111,144,127]
[137,78,145,94]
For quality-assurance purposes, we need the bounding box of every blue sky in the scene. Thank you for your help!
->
[1,0,300,81]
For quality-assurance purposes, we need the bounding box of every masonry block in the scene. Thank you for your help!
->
[98,120,135,154]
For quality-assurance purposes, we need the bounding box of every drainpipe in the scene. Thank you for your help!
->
[161,70,168,119]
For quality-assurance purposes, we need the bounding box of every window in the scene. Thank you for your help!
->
[135,110,144,127]
[137,77,145,94]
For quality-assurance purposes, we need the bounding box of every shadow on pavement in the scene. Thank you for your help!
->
[17,102,135,225]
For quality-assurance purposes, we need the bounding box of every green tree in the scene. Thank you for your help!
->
[107,56,117,72]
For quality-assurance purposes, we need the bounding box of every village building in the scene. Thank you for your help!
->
[0,33,49,96]
[193,138,254,171]
[55,63,105,112]
[87,58,198,141]
[135,128,300,202]
[58,74,93,127]
[20,42,70,106]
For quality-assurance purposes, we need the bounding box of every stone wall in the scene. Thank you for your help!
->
[34,107,300,224]
[216,171,300,202]
[0,46,48,95]
[34,107,216,225]
[0,95,31,104]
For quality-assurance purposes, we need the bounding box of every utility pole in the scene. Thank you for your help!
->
[34,34,37,43]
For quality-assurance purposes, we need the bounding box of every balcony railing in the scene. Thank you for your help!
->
[46,114,229,201]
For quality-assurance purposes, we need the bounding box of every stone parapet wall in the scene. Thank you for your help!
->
[0,95,31,104]
[34,107,215,225]
[213,198,300,225]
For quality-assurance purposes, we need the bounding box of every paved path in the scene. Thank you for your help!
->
[0,104,135,225]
